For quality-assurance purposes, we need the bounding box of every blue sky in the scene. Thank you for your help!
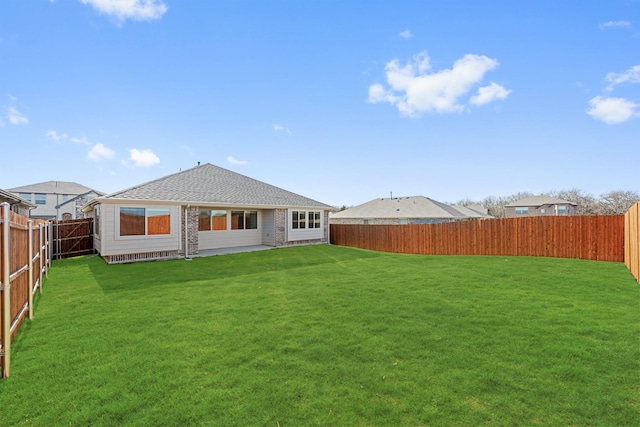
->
[1,0,638,207]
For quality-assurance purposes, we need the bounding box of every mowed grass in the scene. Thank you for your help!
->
[1,245,639,426]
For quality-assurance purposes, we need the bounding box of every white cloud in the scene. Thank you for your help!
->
[87,142,116,161]
[71,136,92,145]
[6,106,28,124]
[227,155,247,165]
[399,29,413,39]
[599,20,632,30]
[45,130,68,142]
[470,82,512,105]
[368,51,509,116]
[605,65,640,92]
[273,124,292,134]
[125,148,160,167]
[587,96,639,124]
[80,0,168,22]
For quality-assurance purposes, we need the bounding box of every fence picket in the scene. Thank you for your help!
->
[0,204,51,378]
[330,215,626,263]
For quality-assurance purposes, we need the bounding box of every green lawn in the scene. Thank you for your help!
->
[1,245,639,426]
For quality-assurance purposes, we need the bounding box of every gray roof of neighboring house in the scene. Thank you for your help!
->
[0,188,36,209]
[94,163,332,209]
[331,196,471,219]
[505,195,577,207]
[7,181,103,195]
[450,204,493,219]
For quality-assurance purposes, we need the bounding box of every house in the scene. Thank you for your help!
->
[0,188,36,216]
[330,196,492,225]
[450,204,493,219]
[81,163,333,264]
[504,195,577,218]
[7,181,104,220]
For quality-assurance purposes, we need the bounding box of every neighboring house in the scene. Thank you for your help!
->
[0,188,36,216]
[7,181,104,220]
[82,163,333,264]
[504,195,577,218]
[330,196,492,225]
[450,204,493,219]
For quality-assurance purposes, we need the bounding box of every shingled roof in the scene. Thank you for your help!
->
[331,196,470,220]
[8,181,102,195]
[504,195,577,207]
[98,163,331,209]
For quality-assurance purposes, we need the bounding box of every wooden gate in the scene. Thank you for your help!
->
[52,218,94,259]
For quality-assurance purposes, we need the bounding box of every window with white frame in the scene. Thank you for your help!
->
[199,209,228,231]
[35,194,46,205]
[19,193,32,202]
[515,207,529,215]
[230,211,257,230]
[557,205,568,214]
[94,206,101,236]
[292,210,322,229]
[119,207,171,236]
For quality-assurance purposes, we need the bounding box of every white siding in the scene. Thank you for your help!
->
[93,205,103,254]
[99,203,181,256]
[262,209,275,246]
[287,208,325,242]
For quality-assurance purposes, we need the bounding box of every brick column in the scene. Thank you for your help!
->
[181,206,199,255]
[275,208,287,247]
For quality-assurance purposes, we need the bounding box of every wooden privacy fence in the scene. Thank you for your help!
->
[0,203,51,378]
[52,217,94,259]
[331,215,625,262]
[625,202,640,283]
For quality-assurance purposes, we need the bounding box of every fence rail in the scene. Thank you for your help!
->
[331,215,625,262]
[625,202,640,283]
[52,218,93,259]
[0,203,51,378]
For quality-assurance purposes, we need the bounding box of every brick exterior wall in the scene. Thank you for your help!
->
[181,206,199,256]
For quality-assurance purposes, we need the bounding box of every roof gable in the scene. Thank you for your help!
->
[99,163,331,209]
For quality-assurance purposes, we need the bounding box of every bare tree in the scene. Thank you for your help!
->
[598,190,640,215]
[549,188,598,215]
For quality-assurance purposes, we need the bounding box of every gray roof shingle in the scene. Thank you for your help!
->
[331,196,472,219]
[101,163,331,209]
[7,181,102,195]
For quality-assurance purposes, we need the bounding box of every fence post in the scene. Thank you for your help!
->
[46,223,51,277]
[1,203,11,377]
[28,220,34,320]
[39,224,43,294]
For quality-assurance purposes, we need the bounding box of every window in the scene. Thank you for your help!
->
[199,209,228,231]
[19,193,32,202]
[292,210,321,229]
[119,207,170,236]
[62,213,72,220]
[231,211,257,230]
[515,207,529,215]
[95,206,101,236]
[147,208,171,235]
[364,219,375,225]
[61,194,69,202]
[557,205,568,214]
[311,211,321,229]
[35,194,46,205]
[198,209,211,231]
